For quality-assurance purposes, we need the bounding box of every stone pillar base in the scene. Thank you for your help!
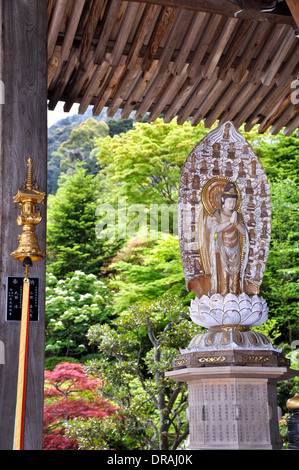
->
[166,365,298,450]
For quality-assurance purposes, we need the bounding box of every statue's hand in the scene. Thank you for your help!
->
[230,211,237,224]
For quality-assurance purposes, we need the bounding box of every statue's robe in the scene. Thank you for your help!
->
[188,209,250,297]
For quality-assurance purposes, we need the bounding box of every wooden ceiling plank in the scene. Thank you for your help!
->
[246,23,285,83]
[286,0,299,27]
[231,82,273,128]
[134,69,173,120]
[47,0,56,23]
[204,71,248,128]
[191,76,231,126]
[201,16,237,80]
[257,83,291,132]
[63,51,95,112]
[148,64,189,121]
[46,0,298,131]
[163,75,202,122]
[94,0,124,65]
[269,103,296,135]
[284,114,299,136]
[48,51,79,110]
[220,82,257,127]
[276,42,299,87]
[155,8,194,75]
[135,57,189,120]
[172,12,207,76]
[107,60,142,117]
[109,1,143,68]
[262,26,296,86]
[48,46,70,93]
[60,0,86,61]
[92,59,127,116]
[233,21,270,84]
[177,73,218,124]
[125,0,294,25]
[126,3,161,70]
[78,0,107,63]
[47,46,61,89]
[47,0,69,61]
[142,6,178,72]
[218,19,252,81]
[121,59,159,118]
[188,14,223,78]
[79,60,111,114]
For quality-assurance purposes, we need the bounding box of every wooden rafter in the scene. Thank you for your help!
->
[285,0,299,28]
[47,0,299,134]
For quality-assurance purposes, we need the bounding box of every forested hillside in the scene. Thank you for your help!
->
[44,114,299,450]
[47,108,135,194]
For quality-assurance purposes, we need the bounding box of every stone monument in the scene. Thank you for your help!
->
[166,122,298,450]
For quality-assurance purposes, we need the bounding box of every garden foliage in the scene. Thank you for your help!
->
[45,116,299,449]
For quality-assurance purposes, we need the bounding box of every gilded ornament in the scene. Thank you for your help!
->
[11,158,46,262]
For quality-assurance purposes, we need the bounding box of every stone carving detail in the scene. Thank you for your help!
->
[178,122,276,353]
[179,121,271,298]
[189,293,269,328]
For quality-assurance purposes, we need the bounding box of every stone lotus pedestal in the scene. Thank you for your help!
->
[166,294,299,450]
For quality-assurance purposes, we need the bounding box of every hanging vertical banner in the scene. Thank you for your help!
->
[13,278,30,450]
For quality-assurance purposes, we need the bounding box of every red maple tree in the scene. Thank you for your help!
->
[43,362,117,450]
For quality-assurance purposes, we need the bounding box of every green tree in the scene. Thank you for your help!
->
[107,118,134,137]
[95,118,213,207]
[45,271,113,357]
[47,166,120,278]
[66,293,200,450]
[257,131,299,184]
[106,234,189,314]
[95,119,270,207]
[59,117,109,175]
[259,179,299,345]
[47,113,92,195]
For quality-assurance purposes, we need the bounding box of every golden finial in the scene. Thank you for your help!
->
[26,157,33,190]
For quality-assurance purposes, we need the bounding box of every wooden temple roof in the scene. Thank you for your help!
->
[47,0,299,135]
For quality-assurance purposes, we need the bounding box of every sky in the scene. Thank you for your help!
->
[47,101,79,128]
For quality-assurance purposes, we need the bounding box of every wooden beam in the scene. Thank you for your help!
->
[285,0,299,27]
[148,63,189,121]
[188,14,222,78]
[201,16,237,80]
[120,59,159,118]
[262,26,295,86]
[47,0,68,60]
[177,73,218,124]
[127,0,294,25]
[0,0,47,450]
[284,114,299,136]
[60,0,86,61]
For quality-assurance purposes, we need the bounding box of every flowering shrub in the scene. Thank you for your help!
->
[45,271,113,356]
[43,362,117,450]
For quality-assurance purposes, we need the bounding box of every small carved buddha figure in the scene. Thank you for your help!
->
[204,182,249,295]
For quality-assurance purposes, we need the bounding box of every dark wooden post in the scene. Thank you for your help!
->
[0,0,47,450]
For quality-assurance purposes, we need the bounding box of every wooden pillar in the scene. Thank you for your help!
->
[0,0,47,450]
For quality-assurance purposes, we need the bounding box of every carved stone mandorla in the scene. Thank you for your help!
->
[177,121,279,354]
[181,293,279,353]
